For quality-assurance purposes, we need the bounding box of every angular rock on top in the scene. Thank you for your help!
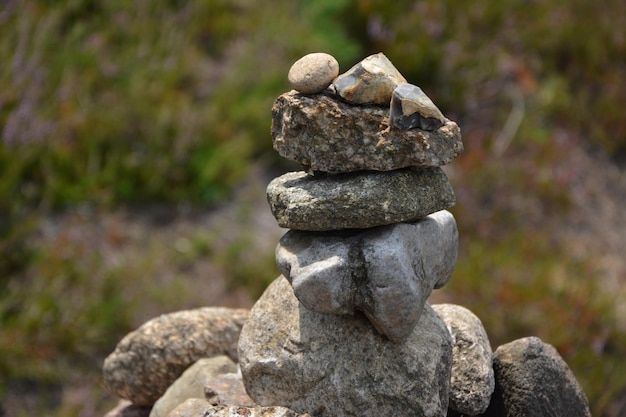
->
[238,276,452,417]
[390,83,446,131]
[333,52,407,105]
[103,307,249,406]
[266,167,455,231]
[277,210,458,342]
[271,90,462,173]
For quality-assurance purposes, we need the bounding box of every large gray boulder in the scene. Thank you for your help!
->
[432,304,494,415]
[488,336,591,417]
[277,210,458,342]
[103,307,249,406]
[271,91,463,174]
[238,276,452,417]
[266,168,455,231]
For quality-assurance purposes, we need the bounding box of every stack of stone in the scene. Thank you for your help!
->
[101,52,593,417]
[238,52,473,417]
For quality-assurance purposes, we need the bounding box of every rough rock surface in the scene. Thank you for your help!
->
[149,356,238,417]
[486,336,591,417]
[266,168,455,231]
[271,90,463,173]
[168,399,309,417]
[288,53,339,94]
[432,304,494,415]
[333,52,407,105]
[390,83,446,131]
[103,307,249,406]
[238,276,452,417]
[277,210,458,342]
[204,371,255,407]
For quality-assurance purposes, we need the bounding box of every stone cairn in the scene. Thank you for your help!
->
[102,53,592,417]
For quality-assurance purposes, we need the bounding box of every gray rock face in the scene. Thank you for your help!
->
[103,307,249,406]
[168,399,309,417]
[432,304,494,415]
[390,83,446,131]
[489,336,591,417]
[238,276,452,417]
[277,210,458,342]
[266,168,455,231]
[288,53,339,94]
[333,52,407,105]
[150,356,238,417]
[271,90,463,173]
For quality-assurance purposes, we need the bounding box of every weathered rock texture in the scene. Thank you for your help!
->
[149,356,238,417]
[238,276,453,417]
[432,304,494,415]
[271,90,463,173]
[266,168,455,231]
[487,336,591,417]
[103,307,248,406]
[169,399,309,417]
[277,210,458,342]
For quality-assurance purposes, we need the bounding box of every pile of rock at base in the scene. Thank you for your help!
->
[102,52,592,417]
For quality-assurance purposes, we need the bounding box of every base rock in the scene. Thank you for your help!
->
[238,276,452,417]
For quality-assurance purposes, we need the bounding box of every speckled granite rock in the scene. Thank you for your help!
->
[266,167,455,231]
[277,210,458,342]
[238,276,452,417]
[103,307,248,406]
[433,304,494,415]
[271,90,462,173]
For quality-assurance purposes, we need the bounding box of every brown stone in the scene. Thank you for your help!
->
[271,91,462,173]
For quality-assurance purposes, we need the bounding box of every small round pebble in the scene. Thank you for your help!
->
[288,52,339,94]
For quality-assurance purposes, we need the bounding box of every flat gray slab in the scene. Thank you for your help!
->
[266,167,455,231]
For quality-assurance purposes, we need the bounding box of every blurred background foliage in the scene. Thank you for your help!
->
[1,0,625,416]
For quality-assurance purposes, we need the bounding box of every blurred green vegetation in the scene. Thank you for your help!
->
[1,0,625,416]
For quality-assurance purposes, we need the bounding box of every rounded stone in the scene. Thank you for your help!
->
[103,307,249,406]
[288,53,339,94]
